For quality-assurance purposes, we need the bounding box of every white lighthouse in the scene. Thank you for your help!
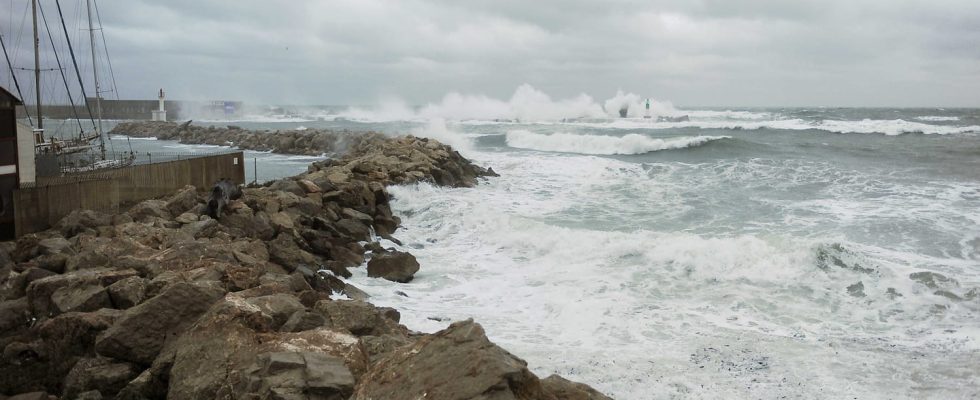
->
[151,88,167,121]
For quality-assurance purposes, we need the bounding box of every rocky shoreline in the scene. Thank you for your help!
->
[0,125,610,399]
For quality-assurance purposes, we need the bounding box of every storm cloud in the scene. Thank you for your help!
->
[4,0,979,106]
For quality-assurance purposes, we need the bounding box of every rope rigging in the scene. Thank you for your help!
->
[37,0,84,134]
[0,32,33,126]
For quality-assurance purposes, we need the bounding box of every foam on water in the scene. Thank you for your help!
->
[504,130,729,155]
[916,116,960,122]
[194,114,315,123]
[347,148,980,399]
[110,134,157,141]
[565,118,980,136]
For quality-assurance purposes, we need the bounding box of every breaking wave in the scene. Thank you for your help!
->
[504,130,729,155]
[567,118,980,136]
[337,84,677,122]
[915,116,960,122]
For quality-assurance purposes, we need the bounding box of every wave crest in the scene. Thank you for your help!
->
[504,131,729,155]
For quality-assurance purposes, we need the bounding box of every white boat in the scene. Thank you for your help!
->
[3,0,134,173]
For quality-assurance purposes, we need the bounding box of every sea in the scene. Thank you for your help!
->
[45,90,980,399]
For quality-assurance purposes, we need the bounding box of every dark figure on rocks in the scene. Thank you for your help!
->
[205,178,242,219]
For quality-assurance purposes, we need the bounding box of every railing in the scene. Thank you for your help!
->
[14,151,245,236]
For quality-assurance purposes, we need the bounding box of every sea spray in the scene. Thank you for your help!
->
[412,118,475,155]
[335,84,676,122]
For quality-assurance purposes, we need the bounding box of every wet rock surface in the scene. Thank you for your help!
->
[0,130,609,399]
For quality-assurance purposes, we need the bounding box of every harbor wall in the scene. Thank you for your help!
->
[12,151,245,236]
[14,98,243,120]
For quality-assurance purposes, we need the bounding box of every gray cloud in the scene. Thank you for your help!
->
[3,0,978,107]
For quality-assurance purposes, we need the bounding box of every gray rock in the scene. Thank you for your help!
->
[910,271,959,289]
[366,251,420,283]
[540,374,614,400]
[341,208,373,225]
[236,352,355,400]
[269,179,306,197]
[106,276,147,309]
[35,254,68,274]
[62,357,140,399]
[245,293,306,329]
[268,234,318,273]
[313,300,402,337]
[128,200,172,222]
[95,282,226,365]
[280,310,328,333]
[27,269,136,317]
[56,210,112,238]
[5,392,54,400]
[334,219,371,242]
[74,390,103,400]
[37,237,72,256]
[352,319,548,400]
[166,185,200,216]
[65,250,110,271]
[50,283,110,314]
[0,298,30,333]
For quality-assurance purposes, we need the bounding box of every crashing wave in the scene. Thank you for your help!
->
[566,118,980,136]
[504,130,729,155]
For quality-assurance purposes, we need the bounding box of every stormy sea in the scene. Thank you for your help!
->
[79,87,980,398]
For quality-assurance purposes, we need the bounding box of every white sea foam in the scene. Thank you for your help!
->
[110,135,157,141]
[195,114,314,123]
[504,130,728,155]
[347,149,980,399]
[412,118,475,155]
[336,84,678,122]
[565,117,979,135]
[916,116,960,122]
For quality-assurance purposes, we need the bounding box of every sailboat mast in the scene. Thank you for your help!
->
[86,0,105,158]
[32,0,42,130]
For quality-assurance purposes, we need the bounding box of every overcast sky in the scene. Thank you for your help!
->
[4,0,980,107]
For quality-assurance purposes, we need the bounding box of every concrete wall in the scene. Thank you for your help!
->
[14,99,244,120]
[16,123,35,184]
[13,151,245,236]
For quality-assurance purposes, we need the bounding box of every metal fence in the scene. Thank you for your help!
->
[14,151,245,236]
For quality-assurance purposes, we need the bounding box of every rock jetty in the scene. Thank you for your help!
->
[110,121,386,157]
[0,131,608,399]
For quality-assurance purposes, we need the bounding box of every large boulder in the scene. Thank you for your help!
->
[245,293,306,329]
[0,298,29,333]
[50,283,110,314]
[366,251,420,283]
[313,300,403,337]
[165,185,201,216]
[269,179,306,197]
[95,282,226,365]
[352,319,548,400]
[268,234,318,273]
[0,309,122,395]
[540,375,613,400]
[106,276,147,309]
[55,210,112,238]
[127,200,172,222]
[167,295,368,399]
[26,269,137,318]
[230,352,355,399]
[62,357,141,399]
[36,237,72,256]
